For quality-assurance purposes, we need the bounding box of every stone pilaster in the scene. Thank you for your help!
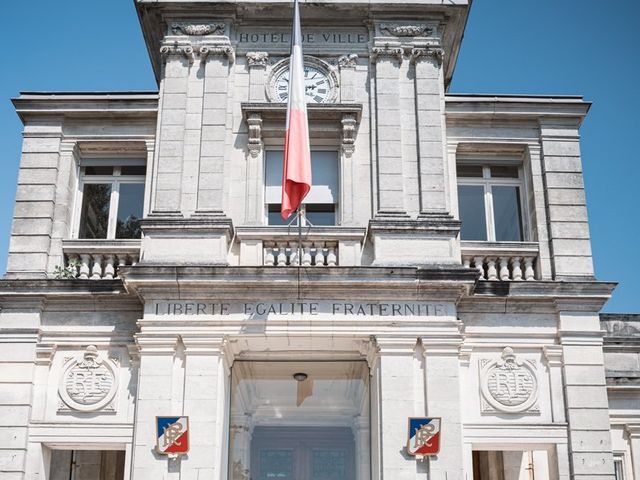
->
[153,38,193,214]
[372,337,419,479]
[412,47,449,217]
[338,54,358,102]
[197,42,234,215]
[543,345,566,423]
[180,335,231,480]
[246,52,268,102]
[131,334,180,479]
[421,334,464,480]
[540,120,594,280]
[371,44,407,218]
[558,306,615,479]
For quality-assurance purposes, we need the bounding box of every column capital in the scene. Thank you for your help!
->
[35,344,57,366]
[543,345,564,366]
[370,44,403,63]
[135,333,179,355]
[338,53,358,69]
[246,51,269,68]
[200,43,235,64]
[374,336,417,355]
[421,334,464,356]
[160,39,195,65]
[58,140,78,155]
[180,334,228,356]
[626,424,640,438]
[410,46,444,66]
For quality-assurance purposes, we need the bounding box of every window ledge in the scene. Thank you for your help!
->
[241,102,363,123]
[461,241,539,256]
[461,241,540,281]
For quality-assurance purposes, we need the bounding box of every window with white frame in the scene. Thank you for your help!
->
[265,150,339,226]
[457,164,526,242]
[75,161,146,240]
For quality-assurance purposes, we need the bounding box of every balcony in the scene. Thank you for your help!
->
[234,226,366,267]
[61,239,141,279]
[461,241,540,281]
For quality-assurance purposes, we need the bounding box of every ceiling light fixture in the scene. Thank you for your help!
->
[293,372,308,382]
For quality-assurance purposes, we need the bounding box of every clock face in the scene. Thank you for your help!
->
[274,65,332,104]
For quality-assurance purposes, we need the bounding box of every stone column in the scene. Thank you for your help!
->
[247,52,268,102]
[371,45,407,218]
[559,308,615,479]
[197,43,234,215]
[373,337,419,479]
[625,425,640,480]
[339,54,358,102]
[131,334,180,479]
[230,414,253,480]
[422,335,464,480]
[180,335,231,480]
[153,39,193,214]
[412,47,449,218]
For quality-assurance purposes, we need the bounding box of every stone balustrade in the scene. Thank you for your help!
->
[234,226,366,267]
[264,241,338,266]
[461,241,540,281]
[61,239,141,280]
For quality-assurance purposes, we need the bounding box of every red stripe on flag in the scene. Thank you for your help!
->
[281,109,311,220]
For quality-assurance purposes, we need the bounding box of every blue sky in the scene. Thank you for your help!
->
[0,1,638,312]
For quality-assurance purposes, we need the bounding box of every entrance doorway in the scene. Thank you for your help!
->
[228,361,370,480]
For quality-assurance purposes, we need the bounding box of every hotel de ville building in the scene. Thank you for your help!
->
[2,1,640,479]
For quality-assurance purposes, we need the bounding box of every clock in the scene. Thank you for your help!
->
[267,56,338,104]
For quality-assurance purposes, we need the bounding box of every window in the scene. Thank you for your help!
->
[76,162,146,239]
[265,150,339,226]
[49,450,125,480]
[457,164,525,242]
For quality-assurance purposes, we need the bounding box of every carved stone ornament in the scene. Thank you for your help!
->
[341,113,358,157]
[58,345,118,413]
[247,113,263,158]
[160,42,195,64]
[380,24,434,37]
[200,44,236,64]
[371,44,404,63]
[171,23,226,36]
[411,47,445,66]
[338,54,358,69]
[246,51,269,67]
[479,347,539,414]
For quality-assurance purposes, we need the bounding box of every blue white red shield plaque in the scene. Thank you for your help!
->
[156,416,189,456]
[407,417,441,456]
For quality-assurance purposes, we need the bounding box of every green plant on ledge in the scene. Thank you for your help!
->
[53,258,80,279]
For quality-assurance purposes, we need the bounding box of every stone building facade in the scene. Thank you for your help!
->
[1,1,639,479]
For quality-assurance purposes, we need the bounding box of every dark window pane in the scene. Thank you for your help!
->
[268,204,290,226]
[490,165,519,178]
[115,183,144,239]
[79,184,111,239]
[456,165,484,178]
[121,165,147,176]
[492,185,523,241]
[84,166,113,176]
[458,185,487,241]
[305,204,336,226]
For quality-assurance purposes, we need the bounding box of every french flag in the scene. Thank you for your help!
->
[281,0,312,220]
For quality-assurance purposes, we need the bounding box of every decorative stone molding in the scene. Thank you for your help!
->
[200,44,236,64]
[246,113,263,158]
[171,23,226,36]
[338,54,358,69]
[160,41,195,65]
[246,51,269,67]
[58,345,119,413]
[459,345,473,367]
[341,113,358,157]
[35,344,57,366]
[479,347,539,414]
[380,24,433,37]
[371,44,404,63]
[411,47,445,66]
[542,345,563,367]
